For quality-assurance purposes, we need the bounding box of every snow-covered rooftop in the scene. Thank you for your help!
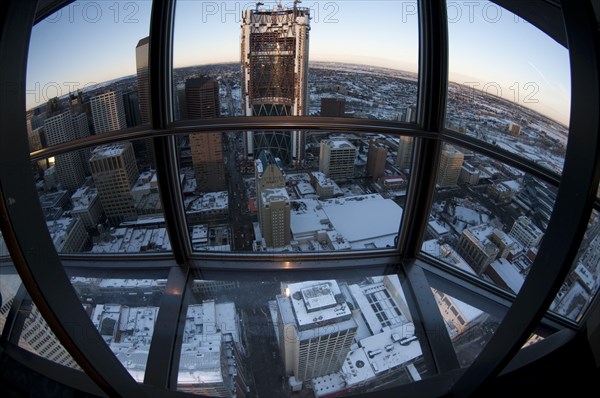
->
[91,227,171,253]
[262,187,289,203]
[489,258,525,293]
[421,239,476,275]
[90,143,127,159]
[286,280,351,329]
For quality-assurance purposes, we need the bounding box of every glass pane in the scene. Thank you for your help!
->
[173,0,419,126]
[550,210,600,321]
[176,273,427,396]
[421,143,556,293]
[26,1,153,147]
[178,132,412,252]
[67,271,169,381]
[446,1,570,174]
[33,139,170,254]
[431,289,503,367]
[0,265,21,336]
[0,232,9,258]
[18,301,81,370]
[521,323,557,349]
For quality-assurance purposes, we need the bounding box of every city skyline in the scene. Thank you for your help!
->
[25,1,570,125]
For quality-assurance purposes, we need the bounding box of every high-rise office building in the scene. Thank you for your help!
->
[136,37,150,124]
[275,280,357,383]
[44,110,86,192]
[396,136,414,170]
[320,98,346,117]
[185,77,226,192]
[437,146,464,188]
[122,91,141,128]
[241,4,310,165]
[255,151,290,247]
[135,36,155,167]
[19,304,80,369]
[366,140,388,181]
[319,139,356,181]
[89,143,139,225]
[90,91,127,134]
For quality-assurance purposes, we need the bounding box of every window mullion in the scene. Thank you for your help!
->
[149,0,192,264]
[401,261,460,374]
[0,284,27,347]
[143,265,189,388]
[398,0,448,257]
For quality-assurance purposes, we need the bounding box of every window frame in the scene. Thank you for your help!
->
[0,0,598,397]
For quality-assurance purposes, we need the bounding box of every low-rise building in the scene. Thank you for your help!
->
[46,217,88,253]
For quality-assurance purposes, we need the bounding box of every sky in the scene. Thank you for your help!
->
[26,0,570,125]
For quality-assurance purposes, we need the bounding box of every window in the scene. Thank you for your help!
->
[176,272,427,396]
[421,143,555,294]
[178,131,413,253]
[445,1,571,175]
[1,1,598,397]
[32,139,170,255]
[432,288,503,368]
[173,0,420,122]
[65,270,169,381]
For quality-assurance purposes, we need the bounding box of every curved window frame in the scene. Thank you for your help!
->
[0,0,599,397]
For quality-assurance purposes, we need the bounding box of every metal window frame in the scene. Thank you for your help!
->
[0,0,597,398]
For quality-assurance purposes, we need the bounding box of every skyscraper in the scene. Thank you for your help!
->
[43,110,86,192]
[241,3,310,165]
[185,77,226,192]
[319,139,356,181]
[275,280,357,383]
[366,140,388,181]
[395,136,414,170]
[90,91,127,134]
[255,151,290,247]
[136,37,150,124]
[89,143,139,225]
[135,36,155,167]
[437,146,464,188]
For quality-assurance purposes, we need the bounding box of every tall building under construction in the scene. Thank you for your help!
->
[241,3,310,165]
